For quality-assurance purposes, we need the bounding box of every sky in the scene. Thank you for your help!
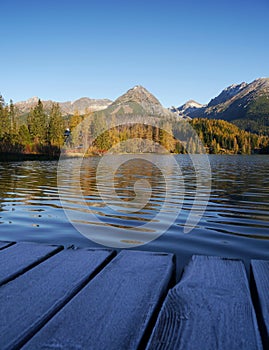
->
[1,0,269,107]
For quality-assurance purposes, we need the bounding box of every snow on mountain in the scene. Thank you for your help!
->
[169,100,204,118]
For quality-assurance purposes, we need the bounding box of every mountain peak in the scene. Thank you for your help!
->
[253,77,269,83]
[208,82,248,107]
[113,85,161,106]
[182,100,204,108]
[169,99,204,119]
[132,85,144,90]
[169,77,269,134]
[108,85,171,116]
[25,96,40,104]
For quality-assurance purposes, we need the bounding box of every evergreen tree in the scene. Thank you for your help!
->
[27,99,48,145]
[0,104,11,138]
[18,124,31,147]
[0,94,5,108]
[9,99,17,134]
[48,103,64,147]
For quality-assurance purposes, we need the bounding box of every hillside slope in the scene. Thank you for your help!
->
[172,78,269,134]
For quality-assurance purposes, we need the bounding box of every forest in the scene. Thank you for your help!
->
[0,96,64,157]
[0,95,269,158]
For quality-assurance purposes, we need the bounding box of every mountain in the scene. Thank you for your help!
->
[169,100,204,119]
[101,85,172,117]
[15,86,170,118]
[207,82,248,107]
[171,78,269,134]
[202,78,269,121]
[15,96,112,115]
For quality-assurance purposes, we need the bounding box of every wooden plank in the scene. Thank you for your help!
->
[251,259,269,349]
[22,250,175,350]
[0,247,114,350]
[0,242,62,286]
[0,241,14,250]
[147,255,262,350]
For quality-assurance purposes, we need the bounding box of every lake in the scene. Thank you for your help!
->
[0,155,268,278]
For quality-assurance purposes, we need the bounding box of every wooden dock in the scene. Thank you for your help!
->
[0,241,268,350]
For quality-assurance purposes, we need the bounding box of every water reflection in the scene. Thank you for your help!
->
[0,155,268,267]
[58,155,186,247]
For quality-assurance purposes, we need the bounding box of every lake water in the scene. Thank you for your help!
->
[0,155,268,278]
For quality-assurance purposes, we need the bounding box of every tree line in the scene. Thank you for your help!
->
[190,118,269,154]
[0,96,65,157]
[67,113,269,155]
[0,95,269,158]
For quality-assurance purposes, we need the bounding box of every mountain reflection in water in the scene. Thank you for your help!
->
[0,155,268,278]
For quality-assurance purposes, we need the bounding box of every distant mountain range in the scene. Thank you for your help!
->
[13,77,269,134]
[2,80,269,157]
[14,85,171,118]
[15,96,112,115]
[171,78,269,134]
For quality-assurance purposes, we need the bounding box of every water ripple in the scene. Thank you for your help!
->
[0,156,268,262]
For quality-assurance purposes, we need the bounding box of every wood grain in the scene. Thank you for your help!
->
[251,259,269,349]
[0,242,62,286]
[0,247,113,349]
[22,250,174,350]
[147,255,262,350]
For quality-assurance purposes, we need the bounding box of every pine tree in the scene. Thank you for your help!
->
[0,104,11,138]
[9,99,17,134]
[27,99,48,145]
[48,103,64,147]
[18,124,31,147]
[0,94,5,108]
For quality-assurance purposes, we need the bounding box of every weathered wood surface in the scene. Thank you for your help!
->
[22,250,175,350]
[147,255,263,350]
[0,247,113,350]
[1,241,268,350]
[251,259,269,349]
[0,242,62,286]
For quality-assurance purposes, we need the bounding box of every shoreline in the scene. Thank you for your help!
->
[0,151,268,162]
[0,152,60,162]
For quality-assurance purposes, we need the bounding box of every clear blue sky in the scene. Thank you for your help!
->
[1,0,269,107]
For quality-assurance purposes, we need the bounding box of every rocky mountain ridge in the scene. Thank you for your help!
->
[100,85,172,117]
[11,78,269,134]
[15,96,112,115]
[169,100,204,119]
[207,82,248,107]
[170,78,269,133]
[172,78,269,120]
